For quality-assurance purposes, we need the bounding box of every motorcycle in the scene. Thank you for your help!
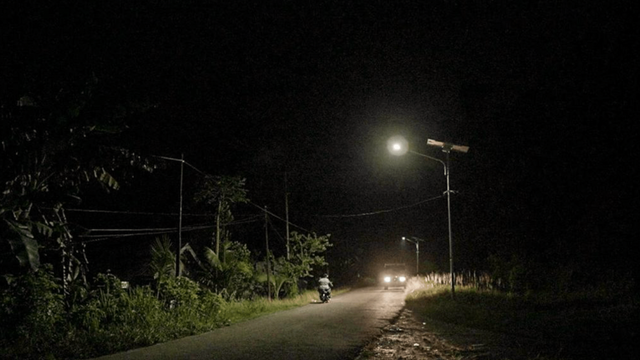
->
[318,288,331,303]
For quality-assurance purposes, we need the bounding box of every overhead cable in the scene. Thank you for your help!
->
[267,216,286,245]
[249,201,312,234]
[64,208,211,217]
[78,218,261,243]
[317,194,444,218]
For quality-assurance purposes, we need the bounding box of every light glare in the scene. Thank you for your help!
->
[387,135,408,156]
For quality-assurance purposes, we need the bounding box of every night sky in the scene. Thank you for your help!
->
[3,1,639,282]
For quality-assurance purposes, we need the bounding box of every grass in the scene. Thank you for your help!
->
[222,288,349,325]
[0,285,349,360]
[405,281,639,360]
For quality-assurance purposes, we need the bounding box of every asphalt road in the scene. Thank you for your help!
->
[93,287,406,360]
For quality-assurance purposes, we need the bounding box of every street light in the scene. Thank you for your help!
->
[389,136,468,297]
[154,154,185,278]
[402,236,425,275]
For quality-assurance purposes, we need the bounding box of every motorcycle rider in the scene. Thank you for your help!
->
[318,273,333,301]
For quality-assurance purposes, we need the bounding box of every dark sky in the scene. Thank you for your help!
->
[3,1,639,279]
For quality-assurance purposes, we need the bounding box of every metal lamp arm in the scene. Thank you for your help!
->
[408,150,447,176]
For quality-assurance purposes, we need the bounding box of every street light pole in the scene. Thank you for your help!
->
[389,136,468,298]
[177,153,184,278]
[154,154,185,278]
[406,150,454,294]
[444,149,454,296]
[416,241,419,275]
[426,139,468,298]
[402,236,424,275]
[264,205,272,301]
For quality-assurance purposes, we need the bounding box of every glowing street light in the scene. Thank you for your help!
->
[389,135,468,297]
[387,135,408,156]
[402,236,425,275]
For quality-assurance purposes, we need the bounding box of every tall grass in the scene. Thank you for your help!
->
[222,289,347,324]
[405,273,639,360]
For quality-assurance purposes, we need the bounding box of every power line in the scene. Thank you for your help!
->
[78,217,262,243]
[80,230,176,243]
[249,201,312,234]
[64,208,212,217]
[79,225,212,239]
[81,217,262,235]
[84,226,179,233]
[316,194,444,218]
[267,216,286,246]
[64,208,263,221]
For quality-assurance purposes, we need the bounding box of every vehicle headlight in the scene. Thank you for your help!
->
[384,276,391,283]
[399,276,406,282]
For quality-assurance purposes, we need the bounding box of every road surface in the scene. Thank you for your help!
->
[93,287,406,360]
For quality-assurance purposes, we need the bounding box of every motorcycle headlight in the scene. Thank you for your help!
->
[399,276,406,282]
[384,276,391,283]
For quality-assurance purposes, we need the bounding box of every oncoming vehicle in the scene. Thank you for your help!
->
[381,263,407,290]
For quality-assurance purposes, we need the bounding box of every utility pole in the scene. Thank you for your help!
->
[265,206,272,301]
[285,172,290,260]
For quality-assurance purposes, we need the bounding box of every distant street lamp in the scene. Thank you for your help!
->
[389,136,468,297]
[402,236,425,275]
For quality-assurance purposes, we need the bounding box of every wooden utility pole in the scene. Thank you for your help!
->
[265,206,272,301]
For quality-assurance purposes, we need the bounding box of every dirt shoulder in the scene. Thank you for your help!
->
[355,307,558,360]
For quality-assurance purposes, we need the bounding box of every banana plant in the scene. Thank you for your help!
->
[149,235,203,283]
[1,83,145,293]
[198,240,253,296]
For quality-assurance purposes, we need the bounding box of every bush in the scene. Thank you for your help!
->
[157,276,200,310]
[488,253,538,294]
[199,288,225,319]
[0,264,65,358]
[282,281,299,298]
[1,268,230,359]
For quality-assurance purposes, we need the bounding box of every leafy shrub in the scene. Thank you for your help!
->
[283,281,299,298]
[0,264,65,357]
[66,273,118,334]
[126,286,166,327]
[488,253,537,294]
[1,267,229,359]
[69,297,105,332]
[93,272,126,298]
[157,276,200,310]
[197,240,256,300]
[199,288,225,319]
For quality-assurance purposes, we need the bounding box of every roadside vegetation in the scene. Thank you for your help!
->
[0,87,334,359]
[0,264,345,360]
[405,273,638,360]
